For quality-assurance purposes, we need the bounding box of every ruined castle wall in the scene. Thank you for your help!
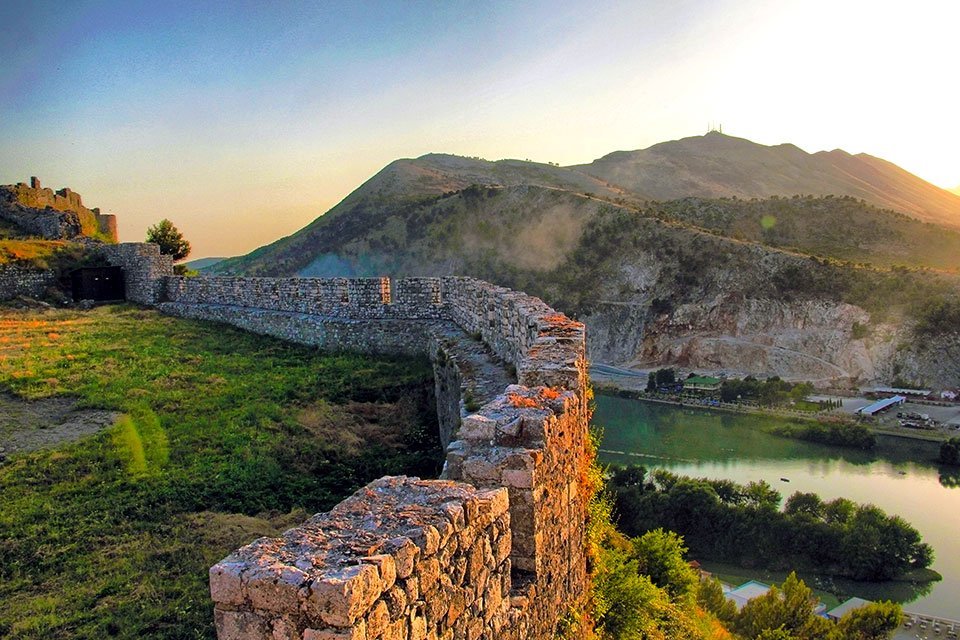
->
[429,336,465,450]
[102,259,591,640]
[0,265,57,301]
[0,180,119,241]
[160,300,439,358]
[163,276,445,319]
[0,197,83,239]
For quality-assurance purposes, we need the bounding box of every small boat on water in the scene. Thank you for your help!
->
[780,477,790,482]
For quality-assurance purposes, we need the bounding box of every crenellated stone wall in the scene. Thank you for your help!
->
[104,244,591,640]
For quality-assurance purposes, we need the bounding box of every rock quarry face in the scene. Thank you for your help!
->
[587,293,955,387]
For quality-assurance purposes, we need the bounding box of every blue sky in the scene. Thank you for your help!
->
[1,0,957,256]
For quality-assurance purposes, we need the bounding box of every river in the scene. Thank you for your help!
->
[594,394,960,619]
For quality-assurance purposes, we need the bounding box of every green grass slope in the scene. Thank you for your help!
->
[0,306,441,638]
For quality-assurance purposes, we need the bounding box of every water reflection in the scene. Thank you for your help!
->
[595,395,942,467]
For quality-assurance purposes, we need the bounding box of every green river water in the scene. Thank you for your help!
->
[594,394,960,619]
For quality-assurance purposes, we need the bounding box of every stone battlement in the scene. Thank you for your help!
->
[0,177,118,242]
[99,244,591,640]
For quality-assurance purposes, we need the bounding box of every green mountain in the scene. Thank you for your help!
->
[185,257,227,271]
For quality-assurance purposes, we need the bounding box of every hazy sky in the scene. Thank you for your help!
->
[2,0,958,258]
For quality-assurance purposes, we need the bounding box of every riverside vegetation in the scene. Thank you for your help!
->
[608,467,936,582]
[582,443,906,639]
[621,370,878,450]
[0,305,442,638]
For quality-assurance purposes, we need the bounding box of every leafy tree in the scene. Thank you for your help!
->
[697,576,737,624]
[631,529,699,601]
[611,465,647,488]
[837,601,903,640]
[654,368,677,386]
[789,382,814,402]
[593,544,661,638]
[824,498,856,525]
[146,219,191,262]
[736,573,839,640]
[784,492,825,519]
[743,480,781,511]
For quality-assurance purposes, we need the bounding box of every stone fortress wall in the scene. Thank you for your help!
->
[0,264,57,300]
[0,177,118,241]
[100,244,592,640]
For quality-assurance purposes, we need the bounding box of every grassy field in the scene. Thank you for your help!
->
[0,305,441,638]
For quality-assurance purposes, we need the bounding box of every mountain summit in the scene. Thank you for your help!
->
[573,132,960,227]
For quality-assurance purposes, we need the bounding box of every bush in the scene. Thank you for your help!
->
[769,419,876,450]
[940,437,960,466]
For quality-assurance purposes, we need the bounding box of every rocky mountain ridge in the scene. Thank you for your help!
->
[574,132,960,227]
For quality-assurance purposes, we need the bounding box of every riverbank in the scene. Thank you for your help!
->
[595,384,958,445]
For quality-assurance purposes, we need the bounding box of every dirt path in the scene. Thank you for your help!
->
[0,392,119,460]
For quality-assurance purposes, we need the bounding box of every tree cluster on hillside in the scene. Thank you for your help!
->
[649,195,960,273]
[579,432,723,640]
[589,496,904,640]
[609,468,933,581]
[719,377,813,405]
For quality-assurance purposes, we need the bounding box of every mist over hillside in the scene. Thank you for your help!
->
[213,133,960,386]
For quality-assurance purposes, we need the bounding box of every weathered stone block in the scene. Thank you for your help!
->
[210,561,247,607]
[215,608,270,640]
[304,620,366,640]
[386,537,420,579]
[458,414,495,441]
[304,564,381,627]
[362,555,397,592]
[247,565,310,613]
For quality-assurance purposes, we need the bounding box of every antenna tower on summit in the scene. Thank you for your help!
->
[707,122,723,134]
